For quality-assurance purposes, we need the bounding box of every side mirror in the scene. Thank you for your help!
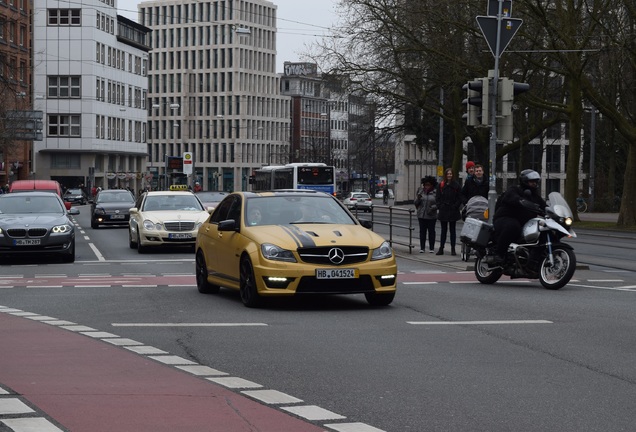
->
[218,219,238,232]
[359,219,373,230]
[68,207,80,215]
[129,208,138,214]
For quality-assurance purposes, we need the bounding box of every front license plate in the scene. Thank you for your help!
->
[169,233,192,239]
[111,214,125,219]
[316,268,358,279]
[14,239,41,246]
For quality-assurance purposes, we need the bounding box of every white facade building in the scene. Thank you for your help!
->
[138,0,290,192]
[33,0,151,192]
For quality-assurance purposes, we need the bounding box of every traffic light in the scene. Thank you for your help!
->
[462,78,489,127]
[497,78,529,142]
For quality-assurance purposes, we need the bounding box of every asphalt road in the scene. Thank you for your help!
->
[1,205,635,432]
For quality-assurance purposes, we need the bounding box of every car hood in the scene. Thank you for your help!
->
[0,214,71,227]
[245,223,385,249]
[141,210,209,222]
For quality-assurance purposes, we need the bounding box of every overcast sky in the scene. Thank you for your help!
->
[116,0,339,73]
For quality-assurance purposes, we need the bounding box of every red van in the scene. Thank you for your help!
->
[9,180,72,210]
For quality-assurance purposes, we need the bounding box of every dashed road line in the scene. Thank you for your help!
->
[407,320,553,325]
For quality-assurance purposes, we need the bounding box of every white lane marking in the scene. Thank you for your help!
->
[125,346,168,355]
[84,235,90,240]
[281,405,346,421]
[325,423,387,432]
[88,243,106,261]
[2,417,64,432]
[0,388,8,395]
[175,365,228,376]
[402,281,437,285]
[101,338,144,346]
[147,355,197,365]
[241,389,303,404]
[26,286,63,288]
[407,320,552,325]
[206,377,263,389]
[80,331,119,338]
[0,398,35,415]
[111,322,267,327]
[168,285,196,287]
[588,279,624,282]
[74,285,111,288]
[567,283,636,291]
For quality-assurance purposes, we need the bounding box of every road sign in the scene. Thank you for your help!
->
[488,0,512,16]
[476,16,523,58]
[182,152,193,175]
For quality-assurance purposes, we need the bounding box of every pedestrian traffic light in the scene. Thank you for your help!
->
[462,78,490,127]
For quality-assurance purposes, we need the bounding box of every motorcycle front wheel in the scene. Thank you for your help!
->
[474,256,503,284]
[540,245,576,290]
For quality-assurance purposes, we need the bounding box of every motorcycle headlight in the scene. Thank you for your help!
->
[371,241,393,261]
[51,224,72,234]
[564,217,573,226]
[261,243,297,262]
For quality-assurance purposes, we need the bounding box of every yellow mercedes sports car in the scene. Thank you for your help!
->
[195,190,397,307]
[129,190,210,253]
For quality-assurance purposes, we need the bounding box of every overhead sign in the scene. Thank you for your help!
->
[182,152,193,175]
[477,16,523,58]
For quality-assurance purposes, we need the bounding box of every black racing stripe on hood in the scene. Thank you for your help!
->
[279,225,316,248]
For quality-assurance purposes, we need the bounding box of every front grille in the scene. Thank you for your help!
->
[6,228,48,238]
[298,246,369,265]
[296,275,375,294]
[27,228,48,237]
[164,221,196,232]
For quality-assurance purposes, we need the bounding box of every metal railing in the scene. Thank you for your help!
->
[350,203,417,253]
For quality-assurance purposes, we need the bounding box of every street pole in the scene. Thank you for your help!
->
[486,1,504,223]
[589,107,596,212]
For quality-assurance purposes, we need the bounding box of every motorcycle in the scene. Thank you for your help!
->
[461,192,577,290]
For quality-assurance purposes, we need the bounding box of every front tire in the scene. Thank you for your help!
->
[129,228,137,249]
[239,257,261,308]
[474,255,503,284]
[196,251,220,294]
[540,246,576,290]
[137,232,147,253]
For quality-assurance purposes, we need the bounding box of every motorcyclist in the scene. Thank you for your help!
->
[491,169,546,264]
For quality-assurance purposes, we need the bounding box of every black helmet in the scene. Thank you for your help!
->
[520,169,540,188]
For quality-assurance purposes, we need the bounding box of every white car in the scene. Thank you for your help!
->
[128,191,210,253]
[343,192,373,212]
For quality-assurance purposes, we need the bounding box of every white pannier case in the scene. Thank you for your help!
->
[460,217,493,247]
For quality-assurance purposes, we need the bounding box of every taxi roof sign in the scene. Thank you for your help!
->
[169,184,190,191]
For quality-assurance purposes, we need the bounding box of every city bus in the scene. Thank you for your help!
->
[253,163,336,195]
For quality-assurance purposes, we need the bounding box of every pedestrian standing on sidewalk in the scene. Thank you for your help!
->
[465,161,475,183]
[414,176,438,253]
[435,167,462,255]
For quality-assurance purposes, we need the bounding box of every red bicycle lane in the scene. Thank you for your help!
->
[0,311,326,432]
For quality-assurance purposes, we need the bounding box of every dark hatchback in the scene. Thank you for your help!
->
[0,192,79,262]
[91,189,136,228]
[63,188,88,205]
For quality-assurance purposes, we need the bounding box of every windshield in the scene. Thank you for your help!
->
[547,192,573,218]
[66,189,83,195]
[97,192,134,203]
[246,196,355,226]
[143,194,204,211]
[0,195,64,214]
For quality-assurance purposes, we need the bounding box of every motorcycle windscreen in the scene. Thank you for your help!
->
[547,192,573,218]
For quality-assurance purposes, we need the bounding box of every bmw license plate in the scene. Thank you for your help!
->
[316,268,358,279]
[14,239,41,246]
[169,233,192,239]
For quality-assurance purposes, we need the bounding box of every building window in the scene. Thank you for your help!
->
[48,9,81,26]
[48,114,81,137]
[51,154,81,169]
[48,76,81,98]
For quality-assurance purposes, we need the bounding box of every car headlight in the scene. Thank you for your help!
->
[0,228,4,237]
[143,219,162,230]
[51,224,72,234]
[261,243,297,262]
[94,207,106,215]
[371,241,393,261]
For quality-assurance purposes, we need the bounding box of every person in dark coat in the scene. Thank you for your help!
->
[414,176,438,253]
[492,169,546,263]
[435,168,462,255]
[461,163,489,204]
